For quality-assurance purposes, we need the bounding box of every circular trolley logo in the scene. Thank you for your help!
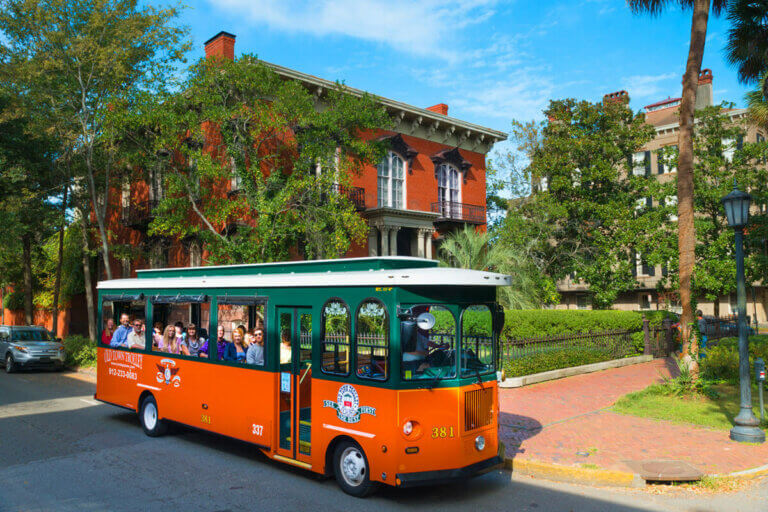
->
[323,384,376,424]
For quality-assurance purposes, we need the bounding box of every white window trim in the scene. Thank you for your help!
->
[632,151,646,176]
[437,163,462,204]
[377,151,406,209]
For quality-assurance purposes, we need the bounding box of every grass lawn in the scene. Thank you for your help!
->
[613,383,768,431]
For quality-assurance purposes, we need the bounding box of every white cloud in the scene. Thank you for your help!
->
[208,0,498,60]
[621,72,677,99]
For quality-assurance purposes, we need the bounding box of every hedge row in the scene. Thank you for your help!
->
[501,309,673,339]
[504,346,619,377]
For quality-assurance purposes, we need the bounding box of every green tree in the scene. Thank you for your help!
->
[726,0,768,94]
[0,92,58,324]
[110,55,390,263]
[505,98,658,308]
[0,0,190,281]
[628,0,729,360]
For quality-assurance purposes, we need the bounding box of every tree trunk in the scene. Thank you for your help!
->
[80,215,97,342]
[714,298,720,318]
[22,233,33,325]
[677,0,710,378]
[52,182,68,337]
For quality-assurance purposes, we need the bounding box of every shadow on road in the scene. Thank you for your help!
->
[498,411,543,459]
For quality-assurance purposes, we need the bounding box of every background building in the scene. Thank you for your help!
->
[557,70,768,322]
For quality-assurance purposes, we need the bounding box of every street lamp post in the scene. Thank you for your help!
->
[722,183,765,443]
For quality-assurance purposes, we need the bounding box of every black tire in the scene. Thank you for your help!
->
[5,354,16,374]
[333,440,377,497]
[138,395,168,437]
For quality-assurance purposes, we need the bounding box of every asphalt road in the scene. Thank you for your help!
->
[1,370,767,512]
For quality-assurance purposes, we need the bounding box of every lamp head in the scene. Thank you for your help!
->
[722,182,752,229]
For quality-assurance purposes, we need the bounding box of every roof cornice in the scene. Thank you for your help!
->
[259,60,507,154]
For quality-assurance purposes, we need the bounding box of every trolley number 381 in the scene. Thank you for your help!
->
[431,426,455,439]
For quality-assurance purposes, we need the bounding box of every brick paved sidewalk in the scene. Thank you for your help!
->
[500,358,768,475]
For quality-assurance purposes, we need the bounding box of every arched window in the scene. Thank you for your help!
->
[437,163,461,217]
[356,299,389,381]
[377,151,405,209]
[321,299,351,375]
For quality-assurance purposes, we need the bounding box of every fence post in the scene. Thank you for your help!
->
[662,318,674,356]
[643,315,651,356]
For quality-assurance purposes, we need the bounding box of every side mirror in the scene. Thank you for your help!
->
[396,306,413,320]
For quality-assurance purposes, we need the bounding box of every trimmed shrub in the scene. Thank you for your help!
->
[3,290,24,311]
[701,335,768,384]
[504,346,617,376]
[63,335,97,368]
[503,310,651,339]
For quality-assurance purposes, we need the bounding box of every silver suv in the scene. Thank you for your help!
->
[0,326,65,373]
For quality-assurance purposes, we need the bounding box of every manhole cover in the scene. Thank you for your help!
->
[623,460,703,481]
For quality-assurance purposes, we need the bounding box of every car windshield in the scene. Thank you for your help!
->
[14,329,52,341]
[460,305,495,376]
[401,305,456,381]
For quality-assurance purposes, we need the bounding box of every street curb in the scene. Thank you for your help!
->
[505,457,645,488]
[63,365,96,382]
[500,355,654,388]
[716,464,768,481]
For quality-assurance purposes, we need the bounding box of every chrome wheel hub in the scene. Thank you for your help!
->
[143,402,157,430]
[340,447,366,487]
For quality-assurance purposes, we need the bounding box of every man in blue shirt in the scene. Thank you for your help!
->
[110,313,132,347]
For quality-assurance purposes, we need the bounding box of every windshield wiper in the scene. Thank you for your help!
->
[474,368,484,388]
[427,367,446,389]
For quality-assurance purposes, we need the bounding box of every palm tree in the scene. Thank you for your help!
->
[438,225,543,309]
[746,73,768,127]
[628,0,729,367]
[726,0,768,96]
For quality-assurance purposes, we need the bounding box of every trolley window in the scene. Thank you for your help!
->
[151,297,210,358]
[355,299,389,381]
[460,305,495,376]
[216,299,266,365]
[101,296,147,351]
[321,299,350,376]
[401,305,456,381]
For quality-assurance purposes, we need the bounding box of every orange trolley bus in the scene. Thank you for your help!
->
[95,257,510,496]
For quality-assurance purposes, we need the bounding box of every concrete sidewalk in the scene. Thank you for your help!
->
[499,358,768,477]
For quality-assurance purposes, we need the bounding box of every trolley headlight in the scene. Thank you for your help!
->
[474,435,486,451]
[403,421,413,436]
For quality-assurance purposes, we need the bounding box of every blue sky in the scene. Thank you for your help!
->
[179,0,753,147]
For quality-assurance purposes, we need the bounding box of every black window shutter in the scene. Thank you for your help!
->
[662,263,668,277]
[646,196,653,209]
[644,151,651,177]
[737,135,744,151]
[657,151,664,174]
[631,250,637,277]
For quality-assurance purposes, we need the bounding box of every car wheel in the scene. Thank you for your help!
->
[139,395,168,437]
[333,440,377,497]
[5,354,15,374]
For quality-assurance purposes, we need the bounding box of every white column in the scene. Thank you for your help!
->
[416,229,426,258]
[425,229,434,259]
[368,228,378,257]
[389,227,399,256]
[380,227,389,257]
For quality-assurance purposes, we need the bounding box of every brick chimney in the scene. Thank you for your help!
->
[695,68,713,110]
[204,31,236,60]
[603,90,629,104]
[426,103,449,115]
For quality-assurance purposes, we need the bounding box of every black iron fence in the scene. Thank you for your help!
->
[501,329,639,364]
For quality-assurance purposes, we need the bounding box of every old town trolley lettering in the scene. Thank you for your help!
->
[95,257,507,496]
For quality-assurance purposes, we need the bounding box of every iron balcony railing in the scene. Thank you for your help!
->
[431,200,486,224]
[121,200,159,230]
[331,184,366,211]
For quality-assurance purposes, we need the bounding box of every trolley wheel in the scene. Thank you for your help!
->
[139,395,168,437]
[333,440,377,497]
[5,354,16,374]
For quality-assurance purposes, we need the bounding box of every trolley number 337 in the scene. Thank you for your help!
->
[251,424,264,436]
[431,426,455,438]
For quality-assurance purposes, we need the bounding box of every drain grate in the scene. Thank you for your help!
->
[623,460,703,481]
